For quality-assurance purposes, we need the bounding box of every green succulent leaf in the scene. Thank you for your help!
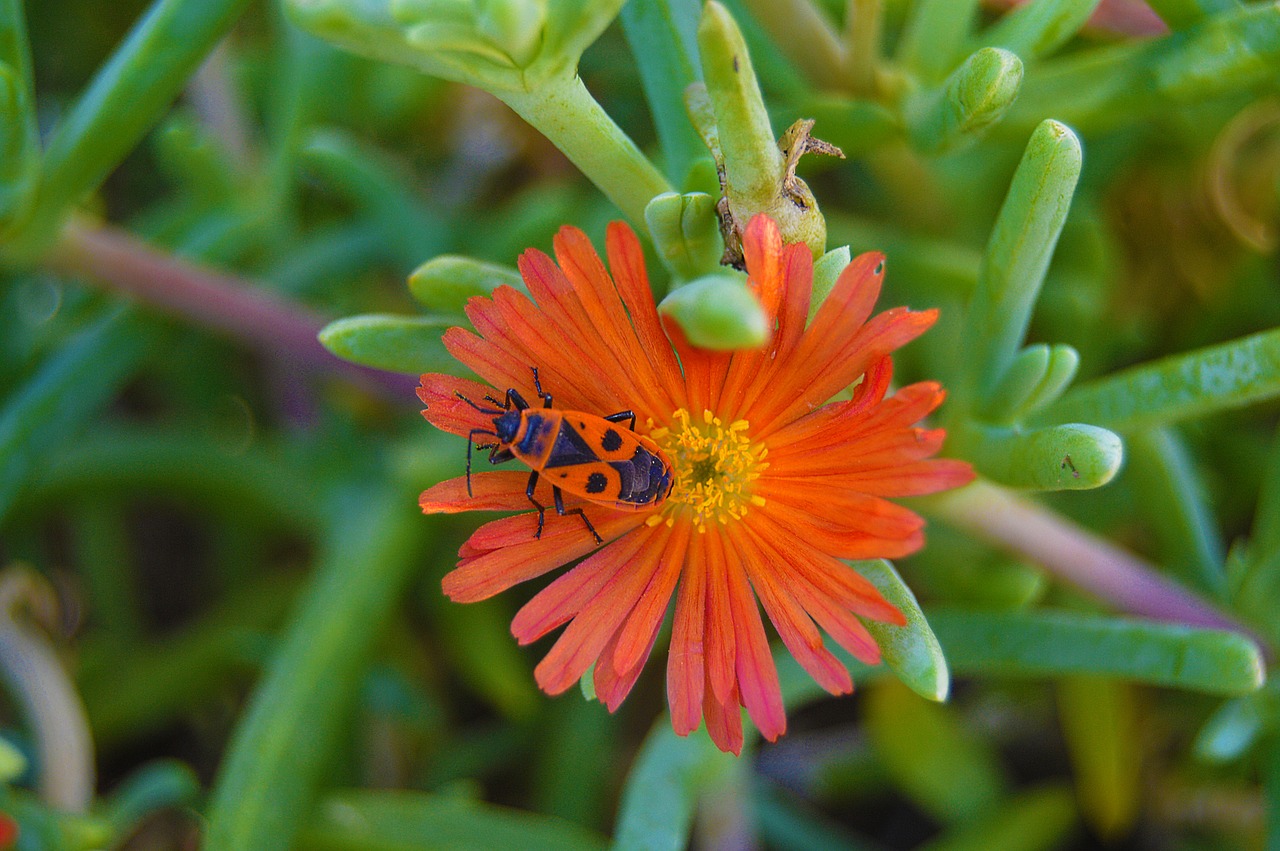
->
[977,0,1103,61]
[297,790,608,851]
[931,608,1266,695]
[12,0,253,254]
[205,489,423,851]
[952,420,1122,491]
[658,272,769,349]
[318,314,455,375]
[620,0,706,185]
[1057,676,1140,837]
[1194,695,1268,763]
[613,720,737,851]
[964,119,1081,403]
[0,309,158,525]
[408,255,524,314]
[865,679,1008,823]
[907,47,1024,155]
[917,786,1077,851]
[897,0,983,83]
[644,191,724,281]
[1038,326,1280,432]
[855,559,950,702]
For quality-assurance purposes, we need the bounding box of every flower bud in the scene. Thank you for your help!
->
[644,191,723,281]
[659,271,770,350]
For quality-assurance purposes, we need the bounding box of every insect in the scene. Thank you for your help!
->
[456,367,674,543]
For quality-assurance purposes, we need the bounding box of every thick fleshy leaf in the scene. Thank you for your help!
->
[619,0,705,186]
[915,786,1077,851]
[979,0,1103,60]
[865,679,1008,823]
[1037,326,1280,432]
[1194,695,1269,763]
[854,560,950,702]
[906,47,1023,155]
[612,719,737,851]
[0,308,156,525]
[297,791,608,851]
[408,255,524,314]
[931,608,1266,694]
[319,314,455,375]
[1057,676,1140,838]
[964,119,1081,402]
[953,420,1122,491]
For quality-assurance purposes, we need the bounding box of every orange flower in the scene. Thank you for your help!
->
[418,215,973,754]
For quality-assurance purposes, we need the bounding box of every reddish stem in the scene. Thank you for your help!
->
[934,481,1266,647]
[43,219,416,400]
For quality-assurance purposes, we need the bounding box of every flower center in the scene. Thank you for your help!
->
[648,408,768,532]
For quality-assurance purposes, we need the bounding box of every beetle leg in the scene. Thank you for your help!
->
[465,429,486,496]
[506,388,530,411]
[553,485,603,544]
[527,363,552,406]
[526,470,548,539]
[604,410,637,430]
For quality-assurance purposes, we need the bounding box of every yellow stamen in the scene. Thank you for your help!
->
[652,408,768,532]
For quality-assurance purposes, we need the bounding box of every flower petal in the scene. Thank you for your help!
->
[668,534,708,736]
[417,373,504,438]
[612,523,691,676]
[555,226,677,418]
[510,527,653,644]
[605,222,687,406]
[702,677,743,755]
[736,530,852,695]
[419,471,559,514]
[595,614,661,712]
[755,307,939,438]
[734,251,884,422]
[443,513,647,602]
[702,530,738,706]
[758,479,926,540]
[747,512,905,626]
[533,525,669,694]
[743,214,785,322]
[725,542,786,741]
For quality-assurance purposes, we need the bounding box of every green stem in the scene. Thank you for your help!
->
[843,0,882,97]
[501,73,673,230]
[896,0,982,83]
[42,219,414,400]
[738,0,845,90]
[204,488,423,851]
[10,0,251,255]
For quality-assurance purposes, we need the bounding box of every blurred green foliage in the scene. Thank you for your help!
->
[1,0,1280,849]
